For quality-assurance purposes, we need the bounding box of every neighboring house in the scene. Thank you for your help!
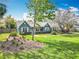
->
[74,22,79,31]
[74,24,79,31]
[73,16,79,31]
[16,20,51,34]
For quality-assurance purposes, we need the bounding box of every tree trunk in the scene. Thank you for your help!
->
[64,26,70,33]
[60,26,70,33]
[32,10,36,40]
[32,0,37,40]
[59,23,71,33]
[32,19,36,40]
[8,24,11,32]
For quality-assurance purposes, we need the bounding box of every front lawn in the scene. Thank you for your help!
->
[0,33,79,59]
[25,33,79,43]
[24,33,79,59]
[0,33,10,41]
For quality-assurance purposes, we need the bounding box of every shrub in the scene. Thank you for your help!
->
[10,32,17,36]
[51,31,57,35]
[22,35,26,39]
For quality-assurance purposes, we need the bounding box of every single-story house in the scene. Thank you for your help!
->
[74,24,79,31]
[73,17,79,31]
[16,20,52,34]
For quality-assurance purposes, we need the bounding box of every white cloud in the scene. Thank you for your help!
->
[23,12,34,21]
[58,8,65,10]
[23,13,28,20]
[69,7,79,12]
[58,7,79,12]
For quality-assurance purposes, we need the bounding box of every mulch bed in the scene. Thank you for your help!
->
[0,36,45,53]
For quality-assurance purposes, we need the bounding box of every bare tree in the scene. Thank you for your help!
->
[55,9,76,33]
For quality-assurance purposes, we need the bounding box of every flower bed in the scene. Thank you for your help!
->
[0,36,45,53]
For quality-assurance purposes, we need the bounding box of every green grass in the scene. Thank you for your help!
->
[24,33,79,59]
[0,33,79,59]
[0,33,10,41]
[25,34,79,43]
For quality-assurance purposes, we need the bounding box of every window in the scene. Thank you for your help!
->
[36,28,40,32]
[21,28,24,33]
[21,27,29,33]
[45,27,50,31]
[40,28,43,31]
[27,27,29,32]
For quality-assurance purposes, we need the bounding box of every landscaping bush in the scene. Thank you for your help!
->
[51,31,57,35]
[10,32,17,36]
[22,35,26,39]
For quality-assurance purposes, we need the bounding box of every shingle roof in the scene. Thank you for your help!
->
[16,20,50,28]
[16,20,24,29]
[37,22,48,27]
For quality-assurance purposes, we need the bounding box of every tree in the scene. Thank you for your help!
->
[5,15,16,31]
[0,2,6,33]
[27,0,55,40]
[55,9,76,33]
[0,3,6,19]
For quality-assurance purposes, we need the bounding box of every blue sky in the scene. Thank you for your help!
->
[1,0,79,20]
[51,0,79,9]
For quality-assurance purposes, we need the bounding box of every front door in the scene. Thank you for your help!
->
[21,27,27,34]
[24,27,27,34]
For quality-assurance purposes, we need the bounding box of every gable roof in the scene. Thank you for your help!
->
[16,20,24,29]
[16,20,51,28]
[37,22,48,27]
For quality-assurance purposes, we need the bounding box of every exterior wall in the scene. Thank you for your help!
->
[18,21,31,34]
[42,24,51,33]
[35,24,51,33]
[16,27,19,34]
[74,25,79,31]
[17,21,52,34]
